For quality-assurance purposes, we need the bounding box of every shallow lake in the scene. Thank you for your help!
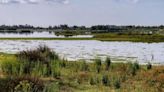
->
[0,40,163,64]
[0,31,93,38]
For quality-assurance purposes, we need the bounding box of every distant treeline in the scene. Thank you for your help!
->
[0,24,164,33]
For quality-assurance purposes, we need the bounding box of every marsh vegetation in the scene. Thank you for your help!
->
[0,46,163,92]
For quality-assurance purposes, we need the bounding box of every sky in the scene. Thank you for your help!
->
[0,0,164,27]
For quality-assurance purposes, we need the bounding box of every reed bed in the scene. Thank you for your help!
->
[0,46,163,92]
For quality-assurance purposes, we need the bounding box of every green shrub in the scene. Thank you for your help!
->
[133,62,140,70]
[131,65,137,76]
[95,59,102,73]
[113,79,121,89]
[89,77,96,85]
[105,57,111,70]
[80,61,89,71]
[147,62,152,70]
[128,62,140,76]
[1,46,62,78]
[59,60,67,68]
[43,82,60,92]
[0,76,44,92]
[14,80,32,92]
[16,45,58,64]
[102,75,109,86]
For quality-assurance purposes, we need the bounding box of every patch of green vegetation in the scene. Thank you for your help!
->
[55,30,87,37]
[94,33,164,42]
[0,46,163,92]
[0,32,164,42]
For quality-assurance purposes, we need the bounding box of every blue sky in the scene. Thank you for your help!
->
[0,0,164,27]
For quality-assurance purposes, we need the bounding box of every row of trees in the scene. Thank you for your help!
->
[0,24,164,33]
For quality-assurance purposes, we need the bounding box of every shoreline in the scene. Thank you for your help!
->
[0,37,163,43]
[0,53,163,66]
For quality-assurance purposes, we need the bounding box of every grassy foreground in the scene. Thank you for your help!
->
[0,46,163,92]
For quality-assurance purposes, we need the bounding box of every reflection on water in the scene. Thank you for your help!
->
[0,40,163,64]
[0,31,93,38]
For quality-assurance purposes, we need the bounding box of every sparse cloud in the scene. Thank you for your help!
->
[0,0,69,4]
[129,0,140,3]
[46,0,69,4]
[115,0,140,4]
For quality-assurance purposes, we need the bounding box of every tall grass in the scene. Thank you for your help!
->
[80,61,89,71]
[127,62,140,76]
[1,60,21,76]
[94,58,102,73]
[44,82,60,92]
[0,46,163,92]
[16,45,58,64]
[1,45,61,78]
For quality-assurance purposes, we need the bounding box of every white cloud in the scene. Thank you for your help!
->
[115,0,140,3]
[0,0,69,4]
[129,0,140,3]
[46,0,69,4]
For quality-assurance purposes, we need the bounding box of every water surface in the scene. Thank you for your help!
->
[0,40,163,64]
[0,31,93,38]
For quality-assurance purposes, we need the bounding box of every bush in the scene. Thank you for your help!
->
[89,77,96,85]
[105,57,111,70]
[0,76,44,92]
[102,75,109,86]
[113,79,121,89]
[16,45,58,64]
[14,80,32,92]
[133,62,140,70]
[131,67,136,76]
[80,61,89,71]
[59,60,67,68]
[95,59,102,73]
[14,45,60,77]
[147,62,152,70]
[44,82,60,92]
[128,62,140,76]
